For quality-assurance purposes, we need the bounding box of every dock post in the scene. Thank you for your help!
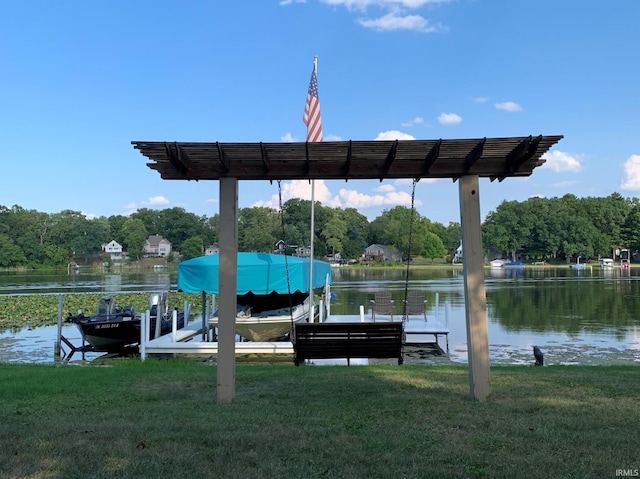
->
[172,310,177,342]
[359,305,365,322]
[201,291,207,341]
[154,309,162,339]
[140,311,147,360]
[54,294,63,361]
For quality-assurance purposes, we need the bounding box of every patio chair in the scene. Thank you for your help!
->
[405,289,427,321]
[371,290,394,321]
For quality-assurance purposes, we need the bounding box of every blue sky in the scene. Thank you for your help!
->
[1,0,639,226]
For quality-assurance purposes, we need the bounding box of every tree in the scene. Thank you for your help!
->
[369,206,427,257]
[422,232,447,261]
[338,208,370,259]
[0,234,27,267]
[320,211,347,257]
[122,218,148,259]
[181,237,204,260]
[238,207,280,252]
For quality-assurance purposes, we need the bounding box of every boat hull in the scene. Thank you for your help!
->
[72,312,185,352]
[209,297,310,342]
[75,318,140,352]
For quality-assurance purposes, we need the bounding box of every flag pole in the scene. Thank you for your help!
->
[303,54,322,321]
[309,55,317,321]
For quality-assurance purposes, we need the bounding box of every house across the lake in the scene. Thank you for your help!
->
[364,244,400,262]
[102,240,124,261]
[143,235,172,257]
[205,243,219,255]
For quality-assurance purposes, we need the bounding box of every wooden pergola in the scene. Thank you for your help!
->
[132,135,563,403]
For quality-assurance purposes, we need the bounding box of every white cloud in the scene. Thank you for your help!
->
[253,180,333,209]
[401,117,424,127]
[322,0,451,10]
[334,187,421,211]
[252,179,422,217]
[437,112,462,125]
[357,13,445,32]
[374,130,415,140]
[279,0,305,5]
[620,154,640,190]
[146,196,170,206]
[281,132,296,142]
[375,184,395,193]
[81,211,97,220]
[472,96,489,103]
[321,0,450,32]
[495,101,523,112]
[541,150,583,173]
[324,133,343,141]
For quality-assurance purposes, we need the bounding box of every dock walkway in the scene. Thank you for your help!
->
[140,310,450,361]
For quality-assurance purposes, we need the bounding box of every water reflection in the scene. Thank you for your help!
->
[329,266,640,365]
[2,267,640,365]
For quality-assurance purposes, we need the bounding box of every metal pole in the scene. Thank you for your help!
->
[54,295,63,361]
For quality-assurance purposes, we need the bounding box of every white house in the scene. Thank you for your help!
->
[102,240,123,261]
[205,243,219,255]
[143,235,172,257]
[452,241,463,264]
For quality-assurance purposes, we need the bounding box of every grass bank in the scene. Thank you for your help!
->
[1,361,638,478]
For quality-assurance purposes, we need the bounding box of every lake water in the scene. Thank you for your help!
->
[1,266,640,365]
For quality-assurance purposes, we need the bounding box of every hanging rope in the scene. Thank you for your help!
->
[277,180,295,330]
[401,178,419,328]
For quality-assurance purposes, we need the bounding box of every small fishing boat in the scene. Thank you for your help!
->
[571,256,586,270]
[66,294,185,352]
[600,258,614,268]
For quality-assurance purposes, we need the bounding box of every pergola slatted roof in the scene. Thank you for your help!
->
[132,135,563,182]
[132,133,563,404]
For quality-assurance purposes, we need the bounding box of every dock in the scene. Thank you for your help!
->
[140,308,450,362]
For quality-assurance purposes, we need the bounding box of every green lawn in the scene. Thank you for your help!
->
[0,361,638,478]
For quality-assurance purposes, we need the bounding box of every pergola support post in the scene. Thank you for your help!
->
[459,175,491,400]
[217,177,238,403]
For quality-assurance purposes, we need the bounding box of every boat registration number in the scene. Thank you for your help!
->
[95,323,120,329]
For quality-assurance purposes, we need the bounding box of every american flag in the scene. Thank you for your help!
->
[303,66,323,142]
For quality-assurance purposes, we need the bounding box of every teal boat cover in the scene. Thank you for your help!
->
[177,252,333,295]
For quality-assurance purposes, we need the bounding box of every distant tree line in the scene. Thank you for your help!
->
[3,192,632,268]
[482,193,639,261]
[0,201,460,268]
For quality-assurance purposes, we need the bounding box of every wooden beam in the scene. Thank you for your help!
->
[459,175,491,400]
[381,140,398,181]
[164,142,189,174]
[260,142,270,171]
[217,177,238,404]
[344,140,352,182]
[422,139,441,174]
[216,142,230,172]
[504,135,542,177]
[463,138,486,174]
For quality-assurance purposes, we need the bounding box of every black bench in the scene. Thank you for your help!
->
[293,322,403,366]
